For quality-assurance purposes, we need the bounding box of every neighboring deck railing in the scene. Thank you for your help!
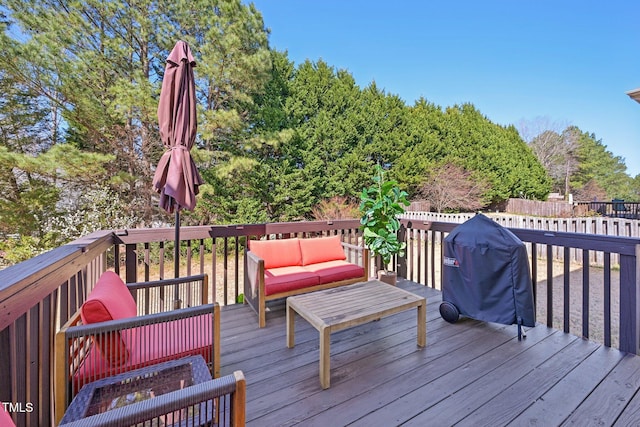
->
[576,201,640,220]
[0,218,639,426]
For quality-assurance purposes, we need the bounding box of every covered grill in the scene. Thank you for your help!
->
[440,214,535,339]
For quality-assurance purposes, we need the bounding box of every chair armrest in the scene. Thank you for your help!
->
[65,303,217,335]
[59,371,246,427]
[127,274,209,313]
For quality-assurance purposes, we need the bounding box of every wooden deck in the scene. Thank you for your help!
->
[218,280,640,426]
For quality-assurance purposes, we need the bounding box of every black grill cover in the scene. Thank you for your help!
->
[443,214,535,327]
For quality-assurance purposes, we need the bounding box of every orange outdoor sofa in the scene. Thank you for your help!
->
[244,235,370,327]
[54,271,219,425]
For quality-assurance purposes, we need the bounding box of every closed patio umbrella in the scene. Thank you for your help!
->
[152,40,203,287]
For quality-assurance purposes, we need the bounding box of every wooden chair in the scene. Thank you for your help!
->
[54,272,219,425]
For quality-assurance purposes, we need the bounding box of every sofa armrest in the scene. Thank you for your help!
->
[341,242,370,280]
[244,251,264,305]
[127,274,208,313]
[55,303,221,425]
[244,251,268,327]
[60,371,246,427]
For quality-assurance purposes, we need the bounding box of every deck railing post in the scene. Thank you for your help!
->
[397,223,408,278]
[619,244,640,355]
[125,243,137,283]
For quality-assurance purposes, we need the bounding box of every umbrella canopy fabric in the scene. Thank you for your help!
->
[153,40,203,214]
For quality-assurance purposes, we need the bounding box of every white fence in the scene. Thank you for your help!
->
[400,212,640,266]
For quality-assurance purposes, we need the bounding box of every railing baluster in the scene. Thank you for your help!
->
[416,229,422,285]
[144,242,150,281]
[235,238,240,302]
[224,237,229,305]
[563,248,570,333]
[431,229,438,287]
[187,239,192,277]
[13,316,27,427]
[212,238,217,304]
[583,249,590,339]
[27,304,39,427]
[531,243,537,308]
[200,239,205,276]
[547,245,553,327]
[604,252,611,347]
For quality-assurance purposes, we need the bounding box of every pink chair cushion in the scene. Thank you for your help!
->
[74,313,213,389]
[299,236,346,265]
[303,260,365,284]
[0,406,15,427]
[264,266,320,295]
[250,238,302,269]
[80,271,137,367]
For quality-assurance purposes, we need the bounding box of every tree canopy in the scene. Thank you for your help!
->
[2,1,636,266]
[523,121,637,201]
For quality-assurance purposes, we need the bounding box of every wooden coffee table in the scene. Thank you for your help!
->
[286,279,426,389]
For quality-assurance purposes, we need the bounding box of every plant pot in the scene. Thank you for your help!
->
[377,270,397,286]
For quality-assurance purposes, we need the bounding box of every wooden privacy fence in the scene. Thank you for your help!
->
[505,198,574,217]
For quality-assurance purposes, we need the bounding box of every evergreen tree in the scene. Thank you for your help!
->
[568,127,634,201]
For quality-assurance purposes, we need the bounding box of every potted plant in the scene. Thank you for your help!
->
[359,164,410,285]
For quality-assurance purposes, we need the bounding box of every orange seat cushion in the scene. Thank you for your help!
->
[264,266,320,295]
[250,238,302,269]
[299,236,346,265]
[303,260,365,284]
[80,271,137,367]
[74,313,213,389]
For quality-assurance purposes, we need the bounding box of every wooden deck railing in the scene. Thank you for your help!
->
[397,219,640,353]
[576,201,640,220]
[0,218,639,426]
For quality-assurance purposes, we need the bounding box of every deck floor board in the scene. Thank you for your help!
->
[218,279,640,426]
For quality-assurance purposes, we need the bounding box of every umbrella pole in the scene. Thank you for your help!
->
[174,209,181,309]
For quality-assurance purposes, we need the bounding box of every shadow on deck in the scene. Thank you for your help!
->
[219,280,640,426]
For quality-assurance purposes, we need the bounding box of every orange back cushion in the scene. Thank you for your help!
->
[250,238,302,269]
[299,236,346,265]
[80,271,137,367]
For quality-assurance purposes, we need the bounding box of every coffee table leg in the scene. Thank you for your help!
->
[287,302,295,348]
[417,300,426,347]
[319,326,330,389]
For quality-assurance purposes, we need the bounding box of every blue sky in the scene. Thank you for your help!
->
[249,0,640,177]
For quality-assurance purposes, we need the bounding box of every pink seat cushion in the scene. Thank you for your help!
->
[0,406,15,427]
[264,266,320,295]
[250,238,302,269]
[303,260,365,284]
[74,313,213,389]
[80,271,137,367]
[299,236,346,265]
